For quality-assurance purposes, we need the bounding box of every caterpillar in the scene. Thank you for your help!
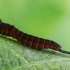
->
[0,20,70,54]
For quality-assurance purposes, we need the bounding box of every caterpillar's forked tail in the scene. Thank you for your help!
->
[58,49,70,54]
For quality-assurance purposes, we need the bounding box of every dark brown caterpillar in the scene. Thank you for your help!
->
[0,20,70,54]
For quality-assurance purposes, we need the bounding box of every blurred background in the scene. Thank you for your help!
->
[0,0,70,51]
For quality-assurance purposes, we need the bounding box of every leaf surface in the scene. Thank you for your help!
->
[0,35,70,70]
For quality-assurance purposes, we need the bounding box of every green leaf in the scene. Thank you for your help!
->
[0,35,70,70]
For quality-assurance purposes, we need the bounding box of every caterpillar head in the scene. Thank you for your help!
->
[0,20,2,25]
